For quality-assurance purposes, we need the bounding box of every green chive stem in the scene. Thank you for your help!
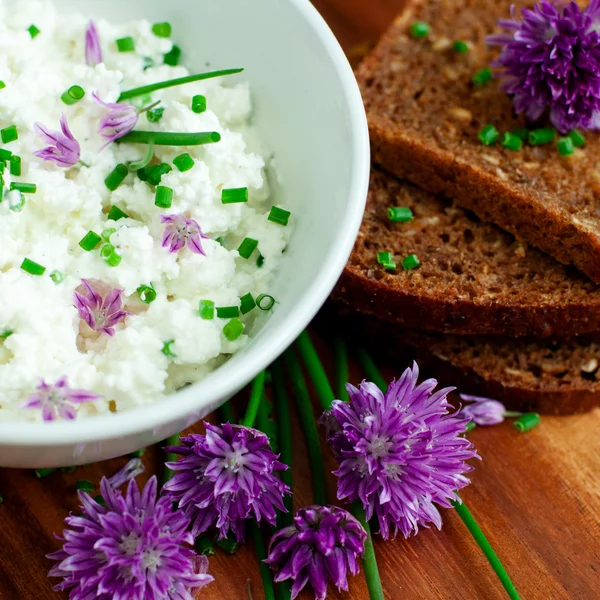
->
[196,536,216,556]
[215,536,240,554]
[219,401,236,424]
[118,69,244,101]
[294,331,335,411]
[503,411,523,418]
[283,348,328,506]
[162,433,181,484]
[117,131,221,146]
[128,141,155,171]
[353,504,385,600]
[250,523,277,600]
[355,348,388,391]
[334,338,350,402]
[452,499,520,599]
[242,371,267,428]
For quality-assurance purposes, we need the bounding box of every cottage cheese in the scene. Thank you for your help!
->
[0,2,288,421]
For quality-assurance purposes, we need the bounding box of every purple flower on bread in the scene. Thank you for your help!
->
[161,214,209,255]
[34,114,81,167]
[488,0,600,132]
[74,280,129,336]
[459,394,507,426]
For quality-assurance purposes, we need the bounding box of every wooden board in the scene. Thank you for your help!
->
[1,2,600,599]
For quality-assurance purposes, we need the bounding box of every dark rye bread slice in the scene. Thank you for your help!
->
[325,306,600,415]
[335,168,600,338]
[357,0,600,284]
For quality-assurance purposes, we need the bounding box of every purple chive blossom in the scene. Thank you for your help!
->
[488,0,600,132]
[321,362,479,540]
[161,214,210,255]
[34,114,81,167]
[85,20,103,66]
[107,457,145,489]
[459,394,507,426]
[48,476,214,600]
[74,279,129,336]
[265,505,367,600]
[162,424,290,542]
[93,92,138,145]
[21,377,99,422]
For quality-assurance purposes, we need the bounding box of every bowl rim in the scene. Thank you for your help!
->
[0,0,370,447]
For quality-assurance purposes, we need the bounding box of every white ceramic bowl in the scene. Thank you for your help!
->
[0,0,369,468]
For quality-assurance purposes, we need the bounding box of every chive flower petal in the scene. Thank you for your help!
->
[93,92,138,146]
[85,21,103,66]
[458,394,507,425]
[34,114,81,167]
[73,280,129,336]
[161,214,209,255]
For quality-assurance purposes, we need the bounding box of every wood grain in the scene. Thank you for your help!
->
[2,1,600,599]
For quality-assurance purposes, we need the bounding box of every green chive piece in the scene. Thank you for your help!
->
[465,421,477,433]
[222,187,248,204]
[10,182,36,194]
[238,237,259,259]
[140,162,172,186]
[105,164,129,191]
[256,294,275,311]
[173,153,195,172]
[199,300,215,320]
[192,95,207,114]
[59,466,78,474]
[410,22,430,38]
[1,125,18,143]
[79,231,102,251]
[21,258,45,276]
[49,270,64,284]
[164,44,182,66]
[453,40,469,54]
[478,125,499,146]
[116,36,135,52]
[402,254,421,270]
[35,468,55,478]
[240,293,256,315]
[256,254,265,268]
[137,284,157,304]
[196,537,216,556]
[28,25,40,39]
[94,495,107,507]
[217,306,240,319]
[143,57,155,71]
[118,69,244,101]
[100,244,122,267]
[75,480,95,492]
[9,155,21,176]
[162,340,177,359]
[61,85,85,105]
[528,128,556,146]
[107,205,129,221]
[568,129,585,148]
[0,330,13,340]
[8,192,25,212]
[501,132,522,151]
[152,22,172,38]
[223,318,244,341]
[146,107,165,123]
[129,448,146,458]
[514,412,540,432]
[472,67,493,87]
[118,130,221,146]
[155,186,173,208]
[512,128,529,142]
[0,149,12,160]
[377,251,396,270]
[215,537,240,554]
[0,81,6,90]
[0,161,5,174]
[128,141,156,172]
[268,206,291,226]
[557,137,574,156]
[388,206,413,223]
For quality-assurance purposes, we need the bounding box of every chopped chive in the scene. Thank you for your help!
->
[152,22,172,38]
[103,226,116,240]
[60,466,78,474]
[155,186,173,208]
[199,300,215,320]
[0,330,13,340]
[162,340,177,359]
[256,253,265,268]
[268,206,291,226]
[21,258,46,276]
[377,251,393,265]
[118,69,244,101]
[238,237,259,259]
[105,164,129,191]
[107,205,129,221]
[222,187,248,204]
[528,128,556,145]
[0,149,11,160]
[0,161,5,173]
[143,57,155,71]
[9,155,21,176]
[215,537,240,554]
[512,129,529,142]
[453,40,469,53]
[223,318,244,341]
[465,421,477,433]
[10,182,36,194]
[196,537,216,556]
[129,448,146,458]
[35,468,56,478]
[116,36,135,52]
[146,107,165,123]
[557,137,574,156]
[501,132,522,151]
[61,85,85,105]
[79,231,102,251]
[256,294,275,311]
[164,44,182,66]
[137,284,157,304]
[192,95,207,114]
[128,141,155,172]
[117,130,221,146]
[0,81,5,90]
[75,480,95,492]
[28,25,40,39]
[568,129,585,147]
[388,206,413,223]
[140,162,172,186]
[1,125,18,143]
[100,244,122,267]
[7,191,24,212]
[514,413,540,432]
[173,153,195,172]
[478,124,499,146]
[410,22,430,38]
[402,254,421,270]
[472,67,493,87]
[49,270,64,284]
[217,306,240,319]
[240,293,256,315]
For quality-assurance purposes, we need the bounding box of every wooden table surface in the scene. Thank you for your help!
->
[2,1,600,599]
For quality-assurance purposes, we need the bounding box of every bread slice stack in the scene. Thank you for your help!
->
[333,0,600,414]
